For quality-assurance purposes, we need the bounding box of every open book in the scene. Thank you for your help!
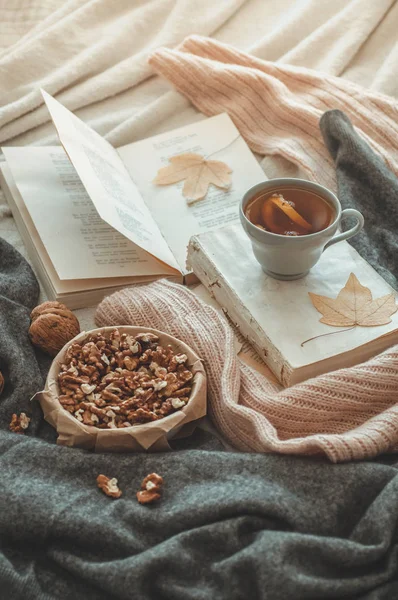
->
[187,224,398,386]
[0,91,266,308]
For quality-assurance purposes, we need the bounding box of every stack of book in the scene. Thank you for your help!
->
[0,91,265,308]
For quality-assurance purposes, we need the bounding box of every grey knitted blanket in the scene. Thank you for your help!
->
[1,111,398,599]
[320,110,398,290]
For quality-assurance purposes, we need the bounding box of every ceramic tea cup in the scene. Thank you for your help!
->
[239,178,364,280]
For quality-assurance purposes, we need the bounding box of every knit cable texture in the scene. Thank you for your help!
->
[148,35,398,193]
[95,280,398,463]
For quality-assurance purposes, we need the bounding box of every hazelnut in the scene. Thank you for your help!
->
[0,371,4,396]
[29,301,80,357]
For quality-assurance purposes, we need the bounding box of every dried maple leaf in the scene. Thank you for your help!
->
[309,273,397,327]
[153,152,232,203]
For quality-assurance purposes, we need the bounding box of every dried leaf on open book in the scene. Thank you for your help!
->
[153,152,232,204]
[309,273,397,327]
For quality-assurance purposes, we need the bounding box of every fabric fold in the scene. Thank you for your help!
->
[0,238,48,435]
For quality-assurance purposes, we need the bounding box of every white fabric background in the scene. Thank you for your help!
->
[1,0,397,327]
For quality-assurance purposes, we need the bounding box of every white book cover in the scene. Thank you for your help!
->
[188,224,398,385]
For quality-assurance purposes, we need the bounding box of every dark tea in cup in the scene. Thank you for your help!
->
[244,187,335,236]
[240,178,364,279]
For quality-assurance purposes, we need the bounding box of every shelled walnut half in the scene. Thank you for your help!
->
[97,474,122,498]
[137,473,163,504]
[57,329,194,429]
[9,412,30,434]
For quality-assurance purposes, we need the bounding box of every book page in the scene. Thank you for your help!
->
[190,224,398,370]
[41,90,179,272]
[2,147,176,280]
[1,164,152,299]
[117,114,266,272]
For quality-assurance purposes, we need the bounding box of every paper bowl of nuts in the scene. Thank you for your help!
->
[37,327,207,452]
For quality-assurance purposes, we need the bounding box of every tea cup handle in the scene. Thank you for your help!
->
[323,208,364,251]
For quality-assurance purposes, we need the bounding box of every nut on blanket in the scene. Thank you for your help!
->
[29,301,80,356]
[36,326,207,452]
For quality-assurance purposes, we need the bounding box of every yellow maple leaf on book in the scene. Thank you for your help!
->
[309,273,397,327]
[302,273,397,346]
[154,152,232,204]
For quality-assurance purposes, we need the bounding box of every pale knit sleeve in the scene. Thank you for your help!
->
[149,35,398,192]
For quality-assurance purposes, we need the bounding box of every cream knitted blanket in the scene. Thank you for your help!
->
[1,0,398,149]
[96,280,398,463]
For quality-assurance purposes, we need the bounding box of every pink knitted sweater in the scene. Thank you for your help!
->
[96,280,398,463]
[148,35,398,192]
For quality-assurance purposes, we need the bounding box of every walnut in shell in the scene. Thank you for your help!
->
[0,371,4,396]
[29,301,80,357]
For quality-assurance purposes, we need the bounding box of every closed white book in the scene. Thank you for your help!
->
[187,224,398,386]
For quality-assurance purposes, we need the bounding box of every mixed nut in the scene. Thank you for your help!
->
[58,329,193,428]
